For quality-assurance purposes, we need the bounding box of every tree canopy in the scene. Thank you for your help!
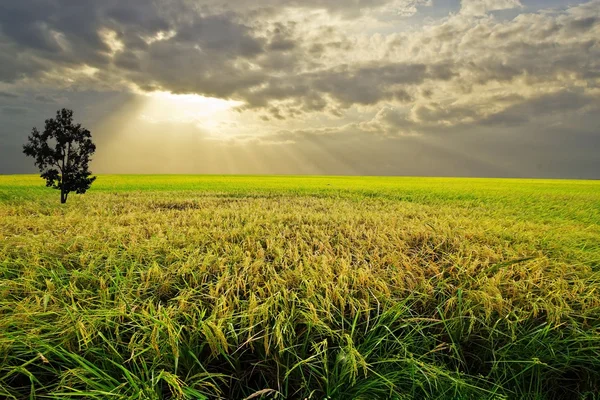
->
[23,108,96,203]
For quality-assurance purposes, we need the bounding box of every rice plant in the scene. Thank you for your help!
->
[1,175,599,399]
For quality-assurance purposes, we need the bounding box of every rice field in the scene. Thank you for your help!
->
[1,175,600,399]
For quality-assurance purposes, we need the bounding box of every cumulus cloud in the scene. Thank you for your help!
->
[461,0,523,16]
[379,0,433,16]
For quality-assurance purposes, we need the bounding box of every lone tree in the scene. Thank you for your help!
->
[23,108,96,204]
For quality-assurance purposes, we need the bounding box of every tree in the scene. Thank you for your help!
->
[23,108,96,204]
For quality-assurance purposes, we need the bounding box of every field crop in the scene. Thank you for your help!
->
[1,175,600,399]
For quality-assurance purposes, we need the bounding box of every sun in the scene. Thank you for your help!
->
[139,91,244,130]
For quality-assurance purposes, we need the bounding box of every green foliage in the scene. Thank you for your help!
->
[22,109,96,203]
[1,176,599,399]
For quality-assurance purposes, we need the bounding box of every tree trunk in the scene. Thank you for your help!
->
[61,190,67,204]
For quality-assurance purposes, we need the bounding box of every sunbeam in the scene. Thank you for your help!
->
[139,91,244,134]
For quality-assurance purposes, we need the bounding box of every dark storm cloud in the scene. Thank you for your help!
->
[0,0,456,112]
[1,0,599,115]
[480,91,597,127]
[365,90,599,135]
[0,0,391,82]
[237,61,452,116]
[0,1,263,82]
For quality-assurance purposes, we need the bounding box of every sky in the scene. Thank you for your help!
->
[0,0,599,177]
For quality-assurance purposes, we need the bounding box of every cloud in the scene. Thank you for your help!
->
[1,106,28,115]
[0,91,18,99]
[379,0,433,17]
[461,0,523,16]
[480,90,598,126]
[33,94,56,103]
[1,0,598,117]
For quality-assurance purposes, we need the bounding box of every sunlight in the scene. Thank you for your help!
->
[139,91,244,131]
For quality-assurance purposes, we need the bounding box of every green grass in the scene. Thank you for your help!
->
[1,175,599,399]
